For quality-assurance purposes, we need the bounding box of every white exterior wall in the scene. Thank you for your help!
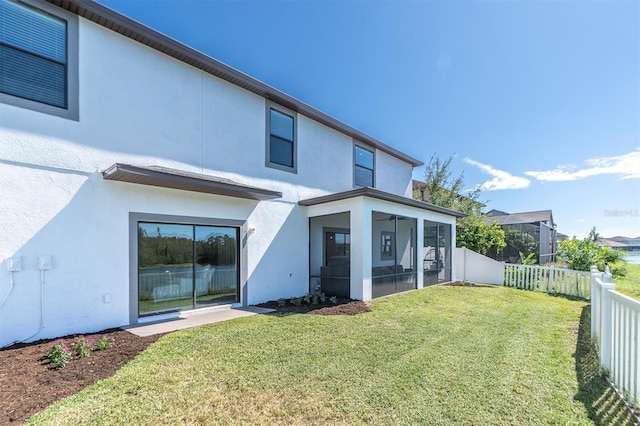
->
[455,247,504,285]
[375,151,414,197]
[0,13,423,346]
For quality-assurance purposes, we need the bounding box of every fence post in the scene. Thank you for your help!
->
[600,279,617,375]
[603,263,613,283]
[548,266,554,294]
[591,266,601,341]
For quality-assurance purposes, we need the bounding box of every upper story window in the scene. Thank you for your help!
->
[354,144,375,187]
[266,101,297,173]
[0,0,78,120]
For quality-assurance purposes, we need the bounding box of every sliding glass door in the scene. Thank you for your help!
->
[138,222,239,316]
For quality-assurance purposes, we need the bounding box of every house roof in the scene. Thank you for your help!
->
[299,187,466,218]
[102,163,282,200]
[485,210,554,226]
[46,0,423,168]
[597,238,628,248]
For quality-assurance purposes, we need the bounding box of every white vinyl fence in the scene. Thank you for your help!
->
[591,266,640,411]
[457,249,590,299]
[139,267,237,301]
[504,264,591,299]
[455,247,504,285]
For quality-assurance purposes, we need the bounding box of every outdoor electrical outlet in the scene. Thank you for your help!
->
[5,257,21,272]
[38,256,52,270]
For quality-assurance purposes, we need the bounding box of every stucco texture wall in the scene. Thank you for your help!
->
[0,15,416,345]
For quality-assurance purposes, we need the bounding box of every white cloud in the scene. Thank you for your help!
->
[463,158,531,190]
[525,148,640,182]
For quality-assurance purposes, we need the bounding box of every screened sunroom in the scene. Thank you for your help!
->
[302,188,463,300]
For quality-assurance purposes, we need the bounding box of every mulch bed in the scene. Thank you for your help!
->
[0,299,368,423]
[258,297,371,316]
[0,329,161,424]
[444,281,498,288]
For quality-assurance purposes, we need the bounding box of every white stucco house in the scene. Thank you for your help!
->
[0,0,463,347]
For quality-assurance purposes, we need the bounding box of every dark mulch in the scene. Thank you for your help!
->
[258,297,371,316]
[444,281,498,288]
[0,328,161,424]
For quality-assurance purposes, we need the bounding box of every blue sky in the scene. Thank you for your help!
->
[99,0,640,239]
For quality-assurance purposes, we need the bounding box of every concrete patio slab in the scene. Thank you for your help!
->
[123,306,275,337]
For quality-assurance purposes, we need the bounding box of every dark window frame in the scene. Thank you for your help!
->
[265,100,297,173]
[129,212,248,324]
[0,0,79,120]
[354,142,375,187]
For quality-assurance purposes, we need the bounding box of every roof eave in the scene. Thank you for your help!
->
[47,0,423,168]
[299,187,466,218]
[102,163,282,201]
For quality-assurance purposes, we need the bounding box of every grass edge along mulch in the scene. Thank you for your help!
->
[25,286,638,425]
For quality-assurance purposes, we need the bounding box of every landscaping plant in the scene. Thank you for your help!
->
[47,340,73,369]
[46,334,114,369]
[72,336,94,358]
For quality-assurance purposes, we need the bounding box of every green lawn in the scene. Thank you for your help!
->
[28,286,635,425]
[612,263,640,301]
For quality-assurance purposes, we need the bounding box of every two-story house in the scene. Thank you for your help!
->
[0,0,463,347]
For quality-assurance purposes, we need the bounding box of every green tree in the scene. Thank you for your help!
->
[417,154,506,255]
[503,227,538,259]
[557,227,626,276]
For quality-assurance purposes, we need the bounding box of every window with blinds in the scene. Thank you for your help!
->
[0,0,77,119]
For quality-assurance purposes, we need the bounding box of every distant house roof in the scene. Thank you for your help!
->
[485,210,554,226]
[600,236,640,248]
[608,236,640,244]
[46,0,422,168]
[597,238,628,248]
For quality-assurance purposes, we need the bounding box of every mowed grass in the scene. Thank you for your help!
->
[612,263,640,301]
[27,286,635,425]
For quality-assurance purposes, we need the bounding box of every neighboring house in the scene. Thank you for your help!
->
[485,209,557,264]
[0,0,463,346]
[598,237,640,253]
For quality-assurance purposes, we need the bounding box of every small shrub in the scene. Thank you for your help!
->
[303,293,313,304]
[311,295,319,305]
[329,296,338,305]
[96,336,114,351]
[277,298,287,307]
[73,336,94,358]
[319,293,327,303]
[519,251,537,265]
[290,297,303,306]
[47,340,73,369]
